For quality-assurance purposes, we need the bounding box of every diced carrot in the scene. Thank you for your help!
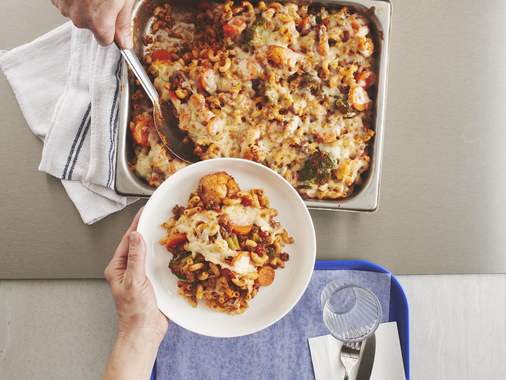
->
[151,49,174,62]
[356,70,376,89]
[130,114,154,147]
[131,124,149,147]
[257,266,275,286]
[223,24,237,38]
[165,233,187,249]
[230,224,253,235]
[223,17,246,38]
[351,19,360,32]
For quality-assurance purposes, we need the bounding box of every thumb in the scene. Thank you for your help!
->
[115,0,134,49]
[126,231,147,283]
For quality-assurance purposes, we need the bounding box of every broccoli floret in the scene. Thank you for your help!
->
[298,151,336,184]
[335,93,357,119]
[243,17,266,45]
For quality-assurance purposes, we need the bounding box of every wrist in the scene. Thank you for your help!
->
[104,323,164,380]
[117,324,166,347]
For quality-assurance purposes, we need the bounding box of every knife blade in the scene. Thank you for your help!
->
[356,334,376,380]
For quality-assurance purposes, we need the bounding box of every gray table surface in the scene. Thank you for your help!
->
[1,276,506,378]
[1,0,506,278]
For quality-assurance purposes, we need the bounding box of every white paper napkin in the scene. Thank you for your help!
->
[309,322,406,380]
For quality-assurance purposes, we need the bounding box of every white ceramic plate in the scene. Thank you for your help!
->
[138,158,316,337]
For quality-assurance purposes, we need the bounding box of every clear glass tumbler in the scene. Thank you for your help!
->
[321,282,382,343]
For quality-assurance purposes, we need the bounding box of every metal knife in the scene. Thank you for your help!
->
[356,334,376,380]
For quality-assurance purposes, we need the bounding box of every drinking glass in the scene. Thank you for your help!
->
[321,282,382,343]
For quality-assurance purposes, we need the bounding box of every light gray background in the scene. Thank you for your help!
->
[1,1,506,379]
[2,0,506,277]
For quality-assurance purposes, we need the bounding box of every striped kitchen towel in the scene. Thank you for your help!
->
[0,22,137,224]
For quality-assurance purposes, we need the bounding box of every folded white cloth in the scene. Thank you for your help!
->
[308,322,406,380]
[0,22,138,224]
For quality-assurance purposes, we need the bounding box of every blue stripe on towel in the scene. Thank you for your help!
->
[106,56,123,188]
[62,104,91,180]
[67,117,91,180]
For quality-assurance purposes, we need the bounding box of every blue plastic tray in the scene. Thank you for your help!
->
[151,259,410,379]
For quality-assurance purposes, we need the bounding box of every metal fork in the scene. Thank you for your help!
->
[340,341,362,380]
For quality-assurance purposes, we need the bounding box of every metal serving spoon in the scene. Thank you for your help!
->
[117,46,199,163]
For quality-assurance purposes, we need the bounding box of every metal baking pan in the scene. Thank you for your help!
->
[115,0,392,211]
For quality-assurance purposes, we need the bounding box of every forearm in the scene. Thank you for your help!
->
[103,211,168,380]
[102,329,163,380]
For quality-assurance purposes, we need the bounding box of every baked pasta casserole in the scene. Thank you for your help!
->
[160,172,294,314]
[129,0,377,199]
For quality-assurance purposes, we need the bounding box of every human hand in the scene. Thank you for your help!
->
[104,208,168,343]
[51,0,135,48]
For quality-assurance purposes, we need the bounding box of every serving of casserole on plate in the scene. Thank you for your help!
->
[116,0,391,211]
[138,158,316,337]
[161,171,294,314]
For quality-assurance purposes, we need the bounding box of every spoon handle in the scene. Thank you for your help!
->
[116,44,159,105]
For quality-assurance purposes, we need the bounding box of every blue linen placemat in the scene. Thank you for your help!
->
[155,270,391,380]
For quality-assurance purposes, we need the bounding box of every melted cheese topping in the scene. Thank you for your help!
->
[173,210,256,274]
[223,205,273,232]
[130,2,377,200]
